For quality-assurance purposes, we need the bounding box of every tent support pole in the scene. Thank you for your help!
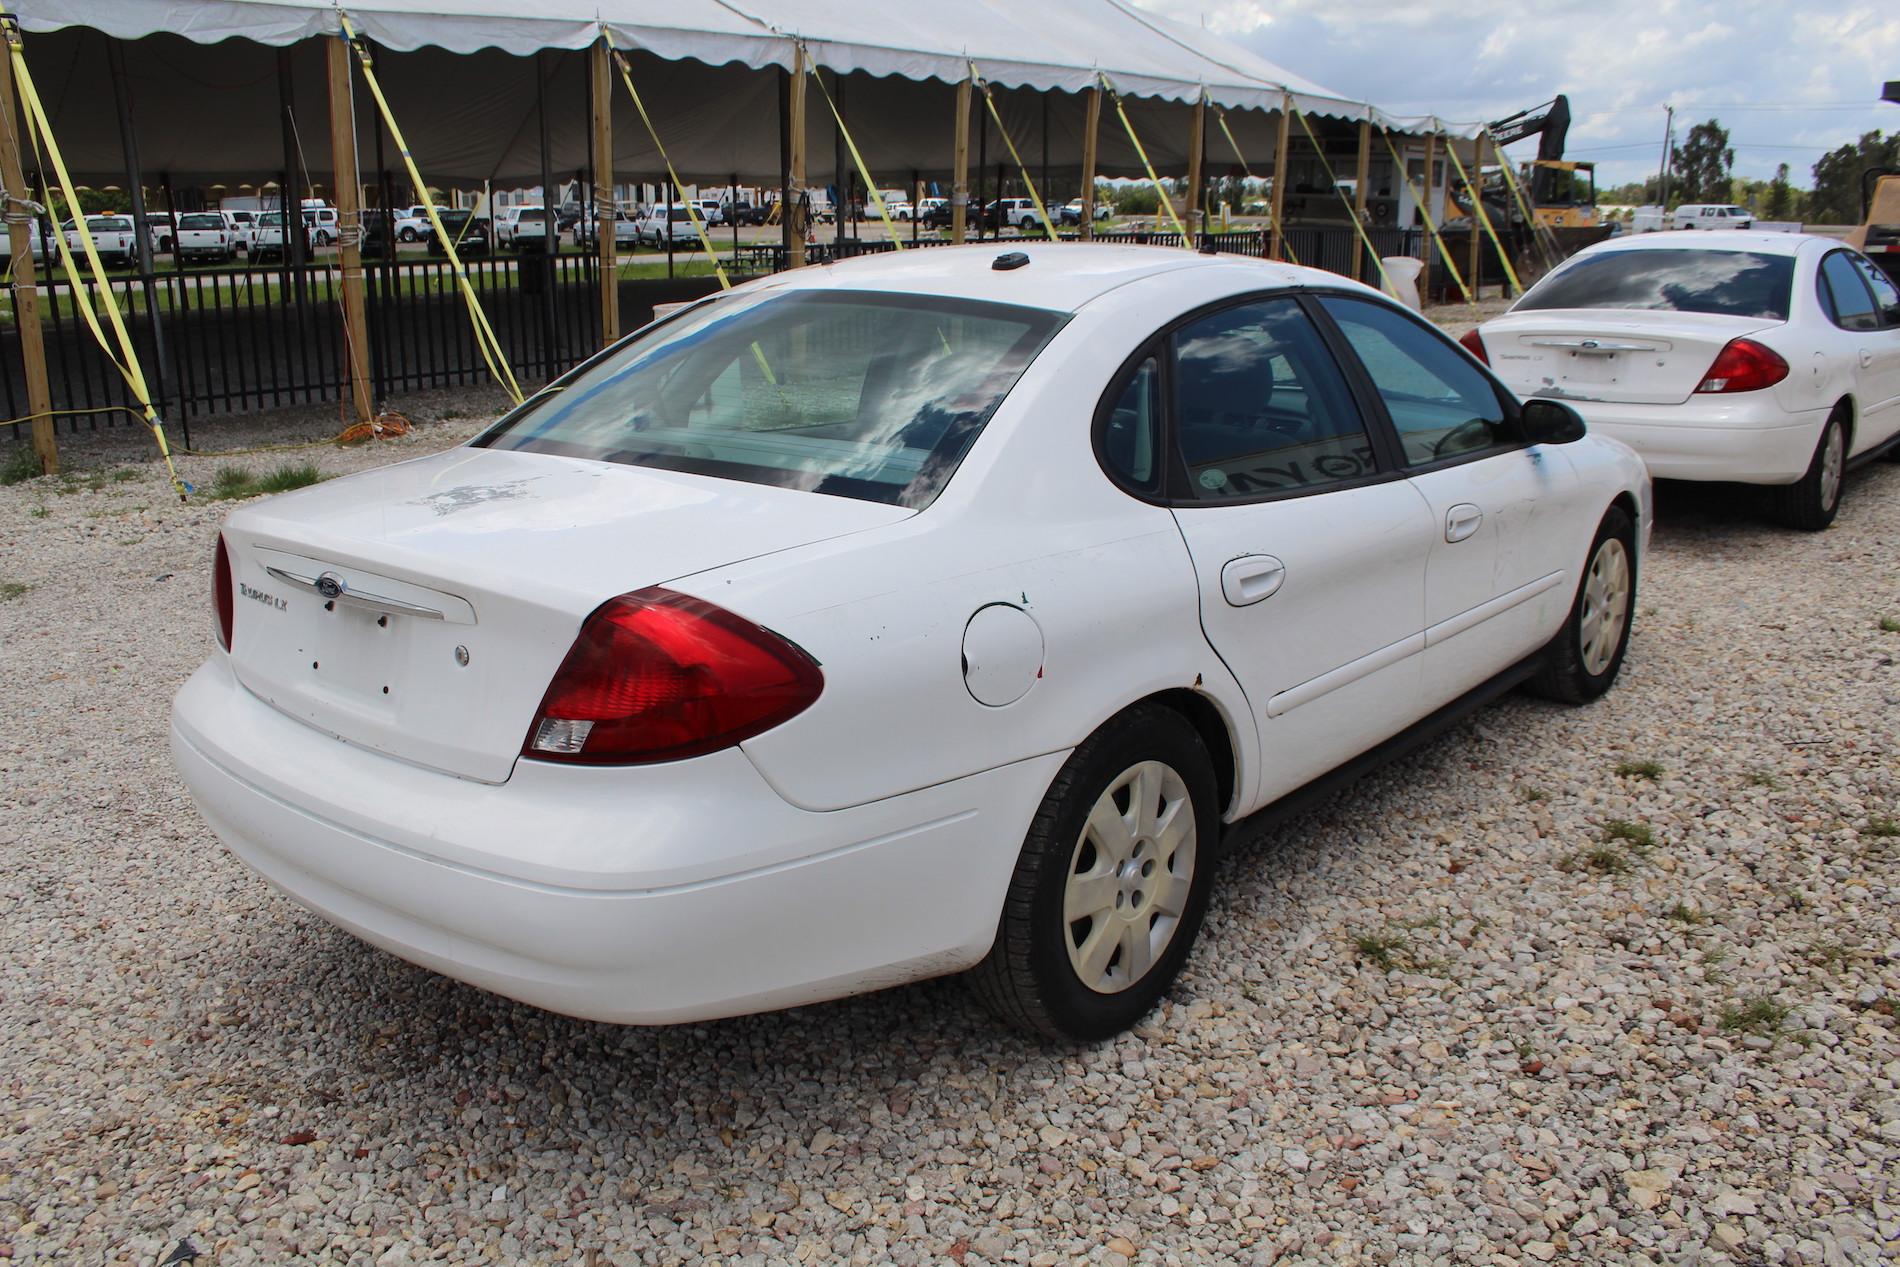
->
[787,51,806,267]
[1185,92,1206,240]
[833,73,846,248]
[0,29,54,474]
[1269,90,1290,261]
[1079,86,1100,241]
[590,38,616,345]
[1352,117,1370,281]
[951,77,970,245]
[108,40,171,429]
[1420,132,1438,302]
[976,100,987,242]
[325,32,373,426]
[1468,133,1484,300]
[536,49,559,379]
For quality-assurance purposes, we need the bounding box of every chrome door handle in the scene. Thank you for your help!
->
[1445,503,1484,543]
[1220,554,1286,607]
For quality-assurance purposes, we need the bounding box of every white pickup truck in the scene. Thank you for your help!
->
[64,215,140,268]
[174,211,239,263]
[495,205,556,251]
[635,206,701,249]
[250,209,313,262]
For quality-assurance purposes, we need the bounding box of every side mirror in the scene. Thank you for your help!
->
[1520,398,1587,446]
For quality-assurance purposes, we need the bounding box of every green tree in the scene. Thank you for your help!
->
[1670,119,1734,203]
[1764,164,1794,219]
[1810,130,1900,224]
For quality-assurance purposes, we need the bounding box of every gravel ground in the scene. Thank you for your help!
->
[1,387,1897,1267]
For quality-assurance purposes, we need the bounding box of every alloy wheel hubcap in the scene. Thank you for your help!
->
[1579,537,1631,678]
[1063,760,1196,994]
[1820,423,1844,512]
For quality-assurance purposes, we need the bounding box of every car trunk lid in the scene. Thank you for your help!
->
[1483,310,1785,405]
[220,447,909,783]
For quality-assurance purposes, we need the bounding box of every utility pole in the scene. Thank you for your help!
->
[1656,104,1674,206]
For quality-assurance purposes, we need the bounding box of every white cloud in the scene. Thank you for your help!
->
[1131,0,1900,187]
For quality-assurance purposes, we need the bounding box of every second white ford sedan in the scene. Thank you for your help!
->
[1465,231,1900,530]
[173,245,1649,1039]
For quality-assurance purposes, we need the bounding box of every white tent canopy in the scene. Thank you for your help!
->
[12,0,1472,190]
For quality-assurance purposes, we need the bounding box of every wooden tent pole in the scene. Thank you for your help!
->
[1079,86,1100,240]
[1352,117,1371,280]
[325,32,373,424]
[952,77,970,245]
[1269,90,1290,261]
[590,38,617,346]
[1185,92,1206,240]
[1420,131,1438,303]
[787,44,807,266]
[0,27,55,473]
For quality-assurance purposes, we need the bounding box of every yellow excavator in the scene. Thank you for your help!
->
[1846,166,1900,284]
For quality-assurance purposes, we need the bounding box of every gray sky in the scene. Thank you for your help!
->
[1132,0,1897,189]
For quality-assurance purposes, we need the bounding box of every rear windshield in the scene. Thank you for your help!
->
[1516,249,1794,320]
[474,290,1066,507]
[90,217,133,231]
[179,214,222,229]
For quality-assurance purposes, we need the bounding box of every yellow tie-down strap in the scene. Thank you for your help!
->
[1214,105,1298,266]
[970,62,1059,242]
[1442,137,1522,297]
[1099,73,1189,246]
[1377,126,1471,305]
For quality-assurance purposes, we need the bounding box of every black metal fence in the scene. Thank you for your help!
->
[1,222,1522,444]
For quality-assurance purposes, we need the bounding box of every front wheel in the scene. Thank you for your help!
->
[969,704,1218,1040]
[1527,505,1636,704]
[1772,412,1847,530]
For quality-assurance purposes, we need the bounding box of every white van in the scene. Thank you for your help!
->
[1671,204,1753,231]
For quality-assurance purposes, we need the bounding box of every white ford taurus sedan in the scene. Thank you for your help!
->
[172,245,1650,1039]
[1464,231,1900,530]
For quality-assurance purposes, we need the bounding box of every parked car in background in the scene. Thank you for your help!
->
[636,206,702,249]
[174,211,239,263]
[425,209,491,257]
[1464,231,1900,530]
[1671,204,1753,231]
[991,198,1042,231]
[174,244,1648,1041]
[883,198,915,222]
[0,217,51,262]
[556,202,585,233]
[388,205,437,243]
[1060,199,1114,226]
[250,208,312,262]
[223,209,259,252]
[717,200,767,227]
[914,196,948,224]
[577,211,640,250]
[302,205,339,247]
[495,205,554,250]
[68,214,140,267]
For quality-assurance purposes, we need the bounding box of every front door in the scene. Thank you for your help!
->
[1318,295,1584,705]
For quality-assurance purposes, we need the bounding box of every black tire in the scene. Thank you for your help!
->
[1528,504,1637,704]
[399,227,417,243]
[969,703,1219,1040]
[1771,411,1847,531]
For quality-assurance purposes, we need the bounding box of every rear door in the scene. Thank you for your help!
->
[1320,295,1584,705]
[1841,251,1900,450]
[1139,295,1438,808]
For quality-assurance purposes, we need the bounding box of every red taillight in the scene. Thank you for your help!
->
[524,588,823,765]
[1458,327,1489,365]
[213,534,234,651]
[1695,338,1789,394]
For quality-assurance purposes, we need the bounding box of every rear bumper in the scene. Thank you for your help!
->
[1565,399,1824,484]
[171,658,1064,1024]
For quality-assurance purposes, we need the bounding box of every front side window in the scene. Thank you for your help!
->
[477,290,1064,508]
[1320,296,1514,467]
[1517,249,1794,320]
[1849,253,1900,327]
[1169,298,1373,500]
[1820,252,1880,332]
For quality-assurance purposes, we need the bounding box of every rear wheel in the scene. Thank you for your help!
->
[969,704,1218,1040]
[1528,505,1636,704]
[1772,412,1846,531]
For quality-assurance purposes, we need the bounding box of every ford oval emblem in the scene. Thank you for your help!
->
[315,572,346,600]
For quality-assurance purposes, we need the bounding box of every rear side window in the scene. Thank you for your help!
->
[1169,297,1373,500]
[1101,355,1162,494]
[1820,252,1880,332]
[1517,249,1794,320]
[1321,296,1514,466]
